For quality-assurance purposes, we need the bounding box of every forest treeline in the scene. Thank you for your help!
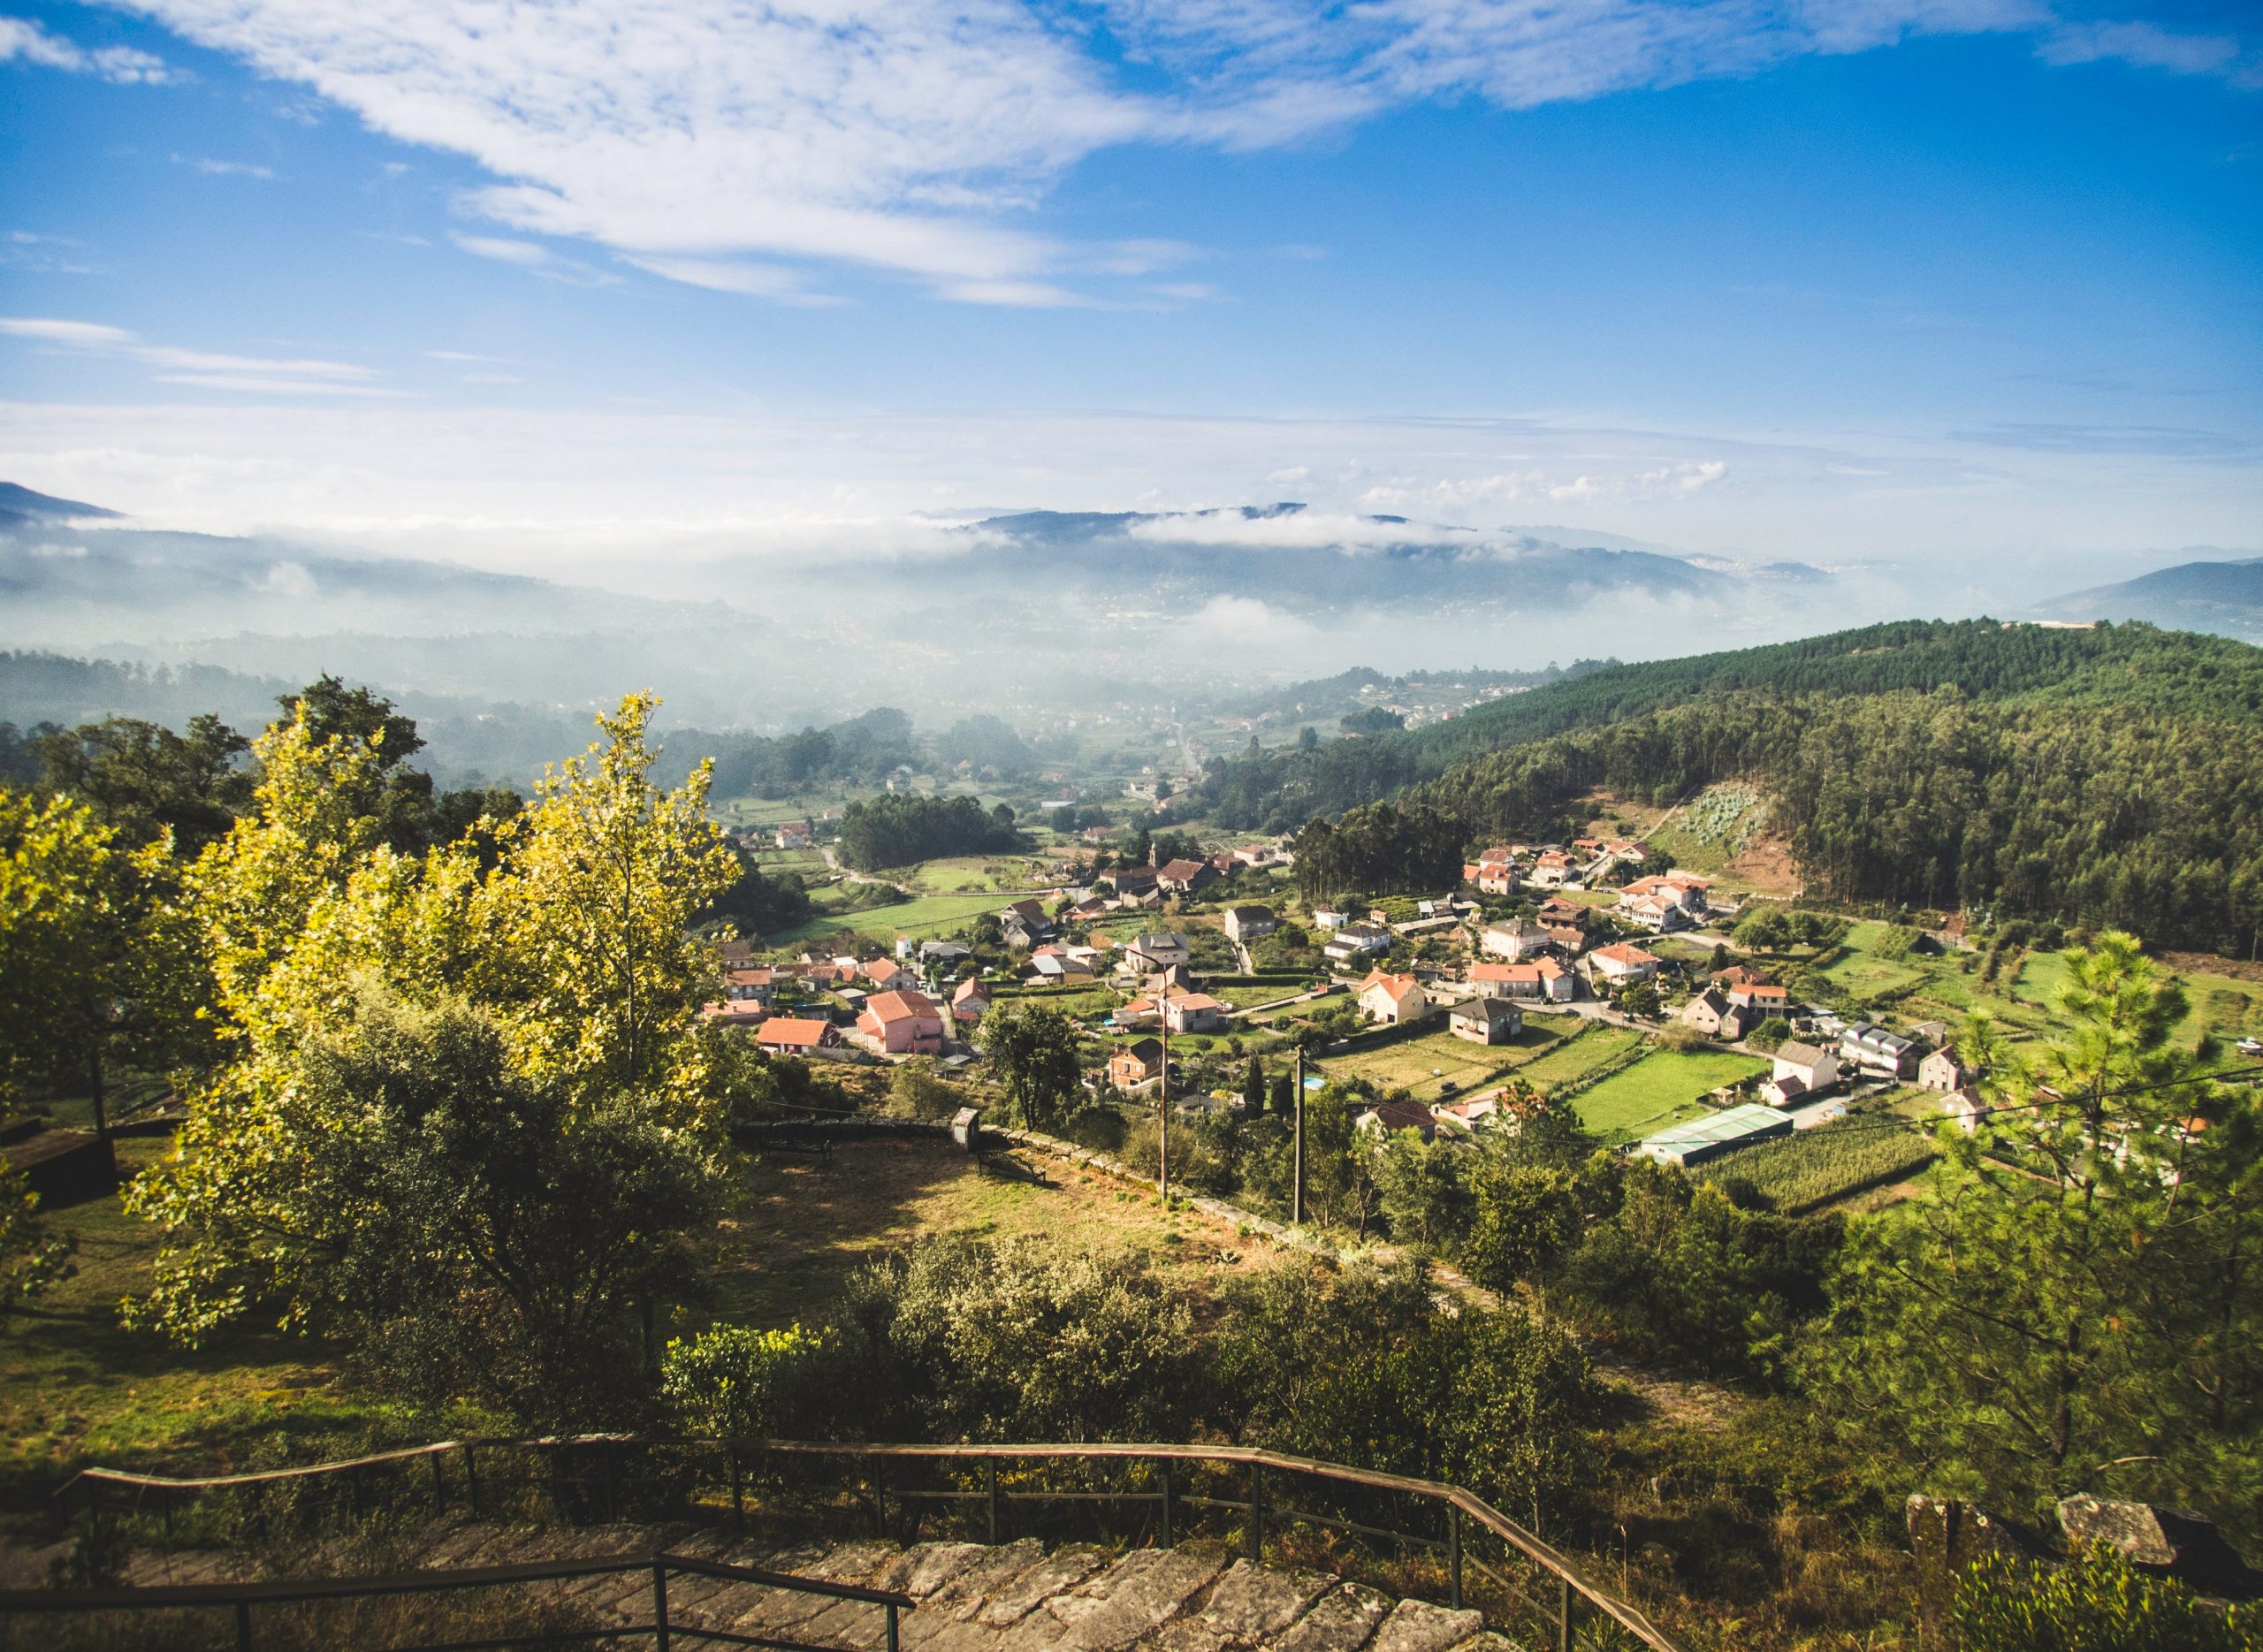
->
[834,792,1026,871]
[1199,620,2263,952]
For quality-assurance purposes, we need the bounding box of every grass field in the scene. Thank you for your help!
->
[0,1136,404,1520]
[1794,922,2263,1051]
[1316,1022,1567,1101]
[1571,1048,1769,1145]
[770,891,1001,947]
[712,1137,1282,1328]
[1517,1024,1647,1096]
[896,856,1053,895]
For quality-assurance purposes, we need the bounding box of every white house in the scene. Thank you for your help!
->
[1223,905,1279,943]
[1772,1040,1840,1092]
[1481,918,1553,961]
[1358,971,1430,1025]
[1589,942,1662,986]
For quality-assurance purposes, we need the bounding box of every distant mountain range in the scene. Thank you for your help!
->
[967,505,1833,613]
[2031,555,2263,642]
[0,482,120,529]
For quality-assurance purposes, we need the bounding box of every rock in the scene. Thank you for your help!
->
[879,1542,996,1599]
[978,1543,1114,1626]
[1369,1597,1483,1652]
[2056,1496,2263,1597]
[1199,1558,1335,1645]
[1264,1582,1391,1652]
[1043,1547,1230,1652]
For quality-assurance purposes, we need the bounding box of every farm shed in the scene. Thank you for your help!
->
[1634,1102,1794,1168]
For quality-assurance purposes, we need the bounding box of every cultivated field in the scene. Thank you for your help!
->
[1700,1115,1939,1214]
[1316,1022,1566,1100]
[771,891,1002,946]
[1569,1048,1768,1145]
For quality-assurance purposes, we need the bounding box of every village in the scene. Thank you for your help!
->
[693,811,2011,1200]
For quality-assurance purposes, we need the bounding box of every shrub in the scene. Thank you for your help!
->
[659,1324,839,1439]
[1954,1543,2254,1652]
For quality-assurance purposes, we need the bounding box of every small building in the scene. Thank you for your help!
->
[918,940,972,969]
[1356,1098,1437,1142]
[1122,932,1192,974]
[858,989,946,1054]
[758,1017,841,1055]
[1536,897,1593,932]
[863,957,918,993]
[1451,996,1524,1045]
[1680,988,1750,1041]
[1727,982,1793,1017]
[773,820,813,849]
[1635,1102,1794,1167]
[1840,1022,1920,1079]
[1919,1047,1973,1092]
[700,1000,770,1029]
[1589,941,1662,986]
[1480,918,1553,961]
[1156,857,1217,895]
[1474,862,1521,897]
[1941,1085,1992,1132]
[1358,971,1430,1025]
[1772,1040,1840,1092]
[1468,957,1575,1002]
[1223,905,1279,943]
[950,976,992,1024]
[1325,921,1392,963]
[1027,952,1095,986]
[1311,908,1349,932]
[722,967,775,1007]
[1162,993,1228,1035]
[1108,1037,1168,1092]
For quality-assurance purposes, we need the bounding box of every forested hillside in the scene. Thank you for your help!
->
[1200,621,2263,953]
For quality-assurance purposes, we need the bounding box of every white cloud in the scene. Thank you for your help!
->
[172,153,275,178]
[97,0,2254,307]
[450,232,619,286]
[1127,507,1483,551]
[2038,19,2258,85]
[620,254,841,306]
[0,315,385,394]
[0,15,179,82]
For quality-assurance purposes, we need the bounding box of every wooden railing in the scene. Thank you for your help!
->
[48,1437,1682,1652]
[0,1546,914,1652]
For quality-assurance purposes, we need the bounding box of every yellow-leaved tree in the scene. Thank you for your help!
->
[126,693,740,1421]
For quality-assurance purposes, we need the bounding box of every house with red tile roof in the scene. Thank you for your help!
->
[858,989,946,1054]
[757,1017,840,1055]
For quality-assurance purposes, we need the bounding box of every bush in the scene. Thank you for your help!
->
[1954,1543,2254,1652]
[659,1324,839,1439]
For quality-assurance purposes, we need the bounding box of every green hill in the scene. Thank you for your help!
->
[1194,620,2263,954]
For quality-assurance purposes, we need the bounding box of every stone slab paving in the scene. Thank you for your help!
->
[107,1526,1524,1651]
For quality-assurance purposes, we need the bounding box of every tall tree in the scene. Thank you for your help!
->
[1813,933,2263,1526]
[35,713,251,854]
[977,1004,1084,1131]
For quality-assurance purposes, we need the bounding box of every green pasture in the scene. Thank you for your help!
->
[1571,1048,1767,1146]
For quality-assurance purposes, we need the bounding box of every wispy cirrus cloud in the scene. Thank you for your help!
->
[52,0,2263,307]
[0,14,179,82]
[0,315,391,395]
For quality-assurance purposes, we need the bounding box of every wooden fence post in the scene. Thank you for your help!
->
[463,1443,481,1518]
[1159,1461,1173,1549]
[430,1450,447,1518]
[1558,1575,1573,1652]
[730,1445,745,1536]
[1447,1506,1462,1610]
[1246,1465,1263,1562]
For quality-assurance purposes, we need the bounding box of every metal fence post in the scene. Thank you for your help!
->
[653,1559,672,1652]
[887,1602,901,1652]
[985,1458,1000,1545]
[1558,1576,1573,1652]
[1159,1461,1173,1549]
[463,1443,481,1517]
[1246,1465,1263,1562]
[1447,1506,1462,1610]
[234,1598,254,1652]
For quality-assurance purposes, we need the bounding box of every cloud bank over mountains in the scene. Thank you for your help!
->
[73,0,2259,303]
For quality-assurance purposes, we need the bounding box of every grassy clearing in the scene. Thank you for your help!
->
[1518,1025,1647,1096]
[0,1138,423,1521]
[770,892,1002,947]
[706,1137,1281,1329]
[1572,1049,1768,1146]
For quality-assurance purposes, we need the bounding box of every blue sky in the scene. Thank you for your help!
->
[0,0,2257,586]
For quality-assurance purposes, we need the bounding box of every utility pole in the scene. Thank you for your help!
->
[1292,1047,1305,1227]
[1158,1003,1170,1203]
